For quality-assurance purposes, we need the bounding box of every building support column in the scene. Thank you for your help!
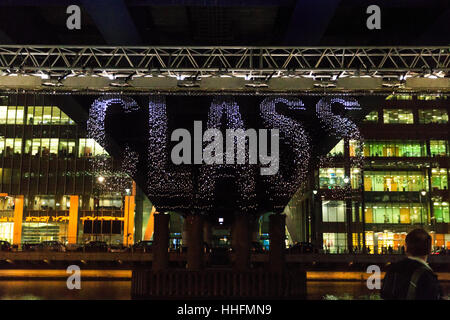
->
[123,195,135,246]
[269,213,286,273]
[231,214,251,271]
[203,219,212,246]
[68,196,79,245]
[12,195,24,247]
[186,214,204,271]
[152,213,170,272]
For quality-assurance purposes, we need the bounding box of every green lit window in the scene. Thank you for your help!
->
[363,140,426,157]
[433,202,450,223]
[431,168,448,190]
[327,139,344,157]
[319,168,345,188]
[419,109,448,124]
[363,111,379,123]
[365,203,427,224]
[383,109,414,124]
[385,95,413,101]
[429,140,448,156]
[364,171,426,192]
[418,95,448,101]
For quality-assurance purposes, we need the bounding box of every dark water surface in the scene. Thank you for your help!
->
[0,280,448,300]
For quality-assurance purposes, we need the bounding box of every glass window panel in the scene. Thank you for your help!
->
[328,139,344,157]
[34,107,43,124]
[383,109,414,124]
[419,109,448,124]
[6,106,16,124]
[42,107,52,124]
[0,106,7,124]
[16,106,24,125]
[363,111,378,123]
[51,107,61,124]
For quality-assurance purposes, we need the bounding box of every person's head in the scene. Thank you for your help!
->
[405,228,431,258]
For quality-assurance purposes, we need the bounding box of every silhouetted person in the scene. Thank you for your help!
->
[381,229,442,300]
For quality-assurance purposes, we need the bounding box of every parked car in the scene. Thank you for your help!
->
[36,241,66,252]
[109,244,128,253]
[130,241,153,253]
[80,241,109,252]
[179,242,211,254]
[22,243,39,251]
[0,240,11,251]
[287,242,315,254]
[250,241,265,253]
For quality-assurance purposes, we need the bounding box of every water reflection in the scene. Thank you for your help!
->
[0,280,447,300]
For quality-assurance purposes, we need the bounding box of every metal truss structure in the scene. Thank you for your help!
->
[0,46,448,91]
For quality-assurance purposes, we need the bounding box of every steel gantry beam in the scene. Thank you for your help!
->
[0,45,448,92]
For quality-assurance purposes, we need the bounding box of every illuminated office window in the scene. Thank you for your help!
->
[419,109,448,124]
[383,109,414,124]
[0,136,4,154]
[385,95,413,101]
[364,171,427,192]
[58,140,77,157]
[349,140,361,157]
[16,106,24,124]
[78,138,108,157]
[431,168,448,190]
[363,140,426,157]
[319,168,345,188]
[27,106,75,125]
[418,95,448,101]
[365,203,427,224]
[433,202,450,223]
[429,140,448,156]
[323,233,347,253]
[4,138,22,156]
[350,168,360,189]
[327,139,344,157]
[0,106,24,125]
[363,111,379,123]
[322,201,346,222]
[0,106,7,124]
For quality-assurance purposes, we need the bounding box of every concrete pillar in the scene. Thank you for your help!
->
[134,196,144,242]
[152,213,170,271]
[186,214,204,270]
[68,196,79,245]
[269,213,286,273]
[12,195,24,246]
[231,214,251,271]
[203,219,212,246]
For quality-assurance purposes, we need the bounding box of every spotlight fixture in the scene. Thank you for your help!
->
[177,78,200,87]
[244,79,269,88]
[41,79,63,87]
[110,78,131,87]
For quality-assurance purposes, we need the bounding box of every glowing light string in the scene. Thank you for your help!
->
[147,95,193,212]
[315,97,365,198]
[87,96,139,193]
[197,97,257,213]
[259,97,311,211]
